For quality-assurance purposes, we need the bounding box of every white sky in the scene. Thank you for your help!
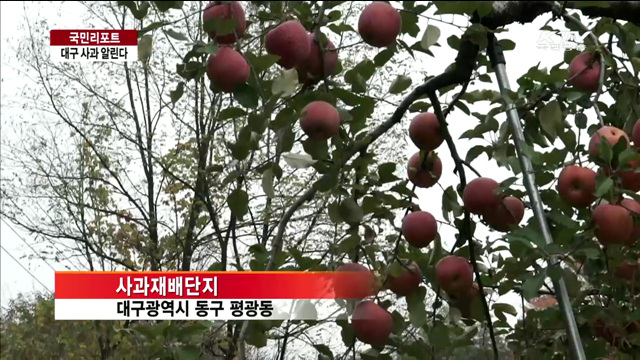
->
[0,0,601,330]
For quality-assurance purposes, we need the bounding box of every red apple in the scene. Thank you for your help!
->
[406,151,442,188]
[626,320,640,334]
[385,261,422,296]
[435,255,474,296]
[588,126,630,160]
[633,119,640,148]
[621,198,640,244]
[300,101,341,141]
[408,112,444,151]
[203,1,247,44]
[557,165,597,208]
[569,52,601,93]
[619,159,640,192]
[358,2,402,48]
[592,204,634,246]
[265,20,311,69]
[351,300,393,346]
[295,33,339,81]
[450,283,482,320]
[463,177,502,215]
[613,260,640,281]
[333,263,376,300]
[206,46,250,93]
[592,317,625,347]
[401,210,438,248]
[483,196,525,232]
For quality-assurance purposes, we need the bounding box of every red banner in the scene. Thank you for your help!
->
[50,30,138,46]
[54,271,378,300]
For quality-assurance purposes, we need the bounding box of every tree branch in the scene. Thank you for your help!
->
[427,89,499,359]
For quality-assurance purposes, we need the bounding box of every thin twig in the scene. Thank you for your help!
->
[427,89,500,359]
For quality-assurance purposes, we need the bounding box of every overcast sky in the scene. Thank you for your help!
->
[0,1,601,330]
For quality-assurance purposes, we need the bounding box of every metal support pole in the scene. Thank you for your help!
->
[487,34,587,360]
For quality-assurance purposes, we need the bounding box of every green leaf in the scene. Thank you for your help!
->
[314,344,334,359]
[428,233,443,265]
[208,262,224,271]
[466,24,488,49]
[338,234,360,253]
[388,75,412,94]
[400,10,420,37]
[233,83,259,108]
[155,1,183,12]
[339,198,364,225]
[595,177,613,197]
[272,68,299,97]
[277,125,294,154]
[387,261,404,277]
[465,145,488,163]
[140,22,164,36]
[522,272,546,301]
[337,319,355,347]
[618,146,640,169]
[314,171,339,193]
[197,42,219,55]
[441,186,462,222]
[492,303,517,323]
[118,1,150,20]
[246,329,267,348]
[165,29,188,41]
[262,169,275,199]
[328,201,342,224]
[547,210,580,230]
[406,287,427,327]
[203,18,238,36]
[177,345,200,360]
[475,1,494,17]
[377,162,398,183]
[539,100,563,141]
[420,25,440,50]
[328,23,355,35]
[227,189,249,218]
[561,267,581,298]
[248,53,281,72]
[429,321,451,349]
[374,48,395,66]
[498,39,516,51]
[434,1,480,15]
[219,108,247,120]
[170,82,184,104]
[282,153,317,168]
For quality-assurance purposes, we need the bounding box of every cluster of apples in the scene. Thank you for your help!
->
[591,315,640,351]
[203,1,341,93]
[204,2,404,144]
[563,51,640,266]
[203,2,250,92]
[331,260,424,347]
[406,114,527,232]
[558,124,640,245]
[566,51,640,349]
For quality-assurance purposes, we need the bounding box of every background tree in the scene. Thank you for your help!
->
[1,1,640,359]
